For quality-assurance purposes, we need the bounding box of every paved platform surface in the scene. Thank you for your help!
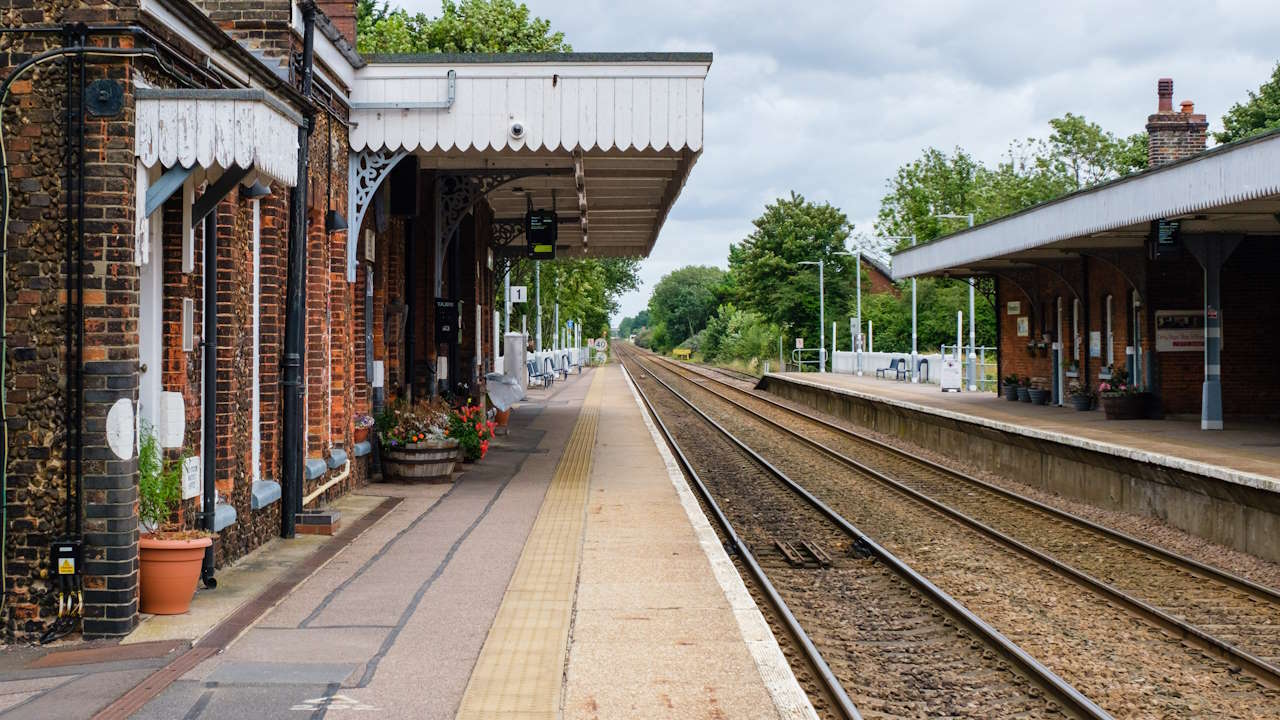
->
[774,372,1280,490]
[103,365,807,719]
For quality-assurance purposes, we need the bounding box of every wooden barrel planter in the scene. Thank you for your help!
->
[1101,394,1145,420]
[381,439,460,482]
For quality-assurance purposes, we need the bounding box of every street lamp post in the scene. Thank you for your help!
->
[936,213,977,390]
[833,249,859,374]
[798,260,825,371]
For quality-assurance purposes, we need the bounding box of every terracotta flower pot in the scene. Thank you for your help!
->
[494,408,510,427]
[353,427,370,444]
[139,535,213,615]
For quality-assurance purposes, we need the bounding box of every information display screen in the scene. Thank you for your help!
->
[525,210,558,259]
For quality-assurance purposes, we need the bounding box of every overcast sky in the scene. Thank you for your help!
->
[403,0,1280,320]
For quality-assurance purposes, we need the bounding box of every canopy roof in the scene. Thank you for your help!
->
[350,53,711,258]
[893,128,1280,279]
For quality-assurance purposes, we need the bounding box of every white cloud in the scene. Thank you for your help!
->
[395,0,1280,319]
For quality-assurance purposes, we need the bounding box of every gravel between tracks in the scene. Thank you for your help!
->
[668,359,1280,667]
[625,356,1078,719]
[639,353,1280,719]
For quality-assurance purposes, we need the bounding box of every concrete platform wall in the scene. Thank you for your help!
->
[761,375,1280,563]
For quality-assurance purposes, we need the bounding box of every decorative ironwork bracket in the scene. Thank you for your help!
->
[491,219,525,248]
[346,147,408,281]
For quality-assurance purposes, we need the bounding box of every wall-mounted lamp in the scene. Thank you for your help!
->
[325,209,348,232]
[242,181,272,199]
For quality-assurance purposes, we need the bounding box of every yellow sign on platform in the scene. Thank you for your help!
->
[58,558,75,575]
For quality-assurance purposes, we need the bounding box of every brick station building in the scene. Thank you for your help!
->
[893,79,1280,430]
[0,0,707,639]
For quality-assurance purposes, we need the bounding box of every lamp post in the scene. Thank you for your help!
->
[936,213,976,390]
[798,260,825,371]
[834,249,858,374]
[867,235,917,381]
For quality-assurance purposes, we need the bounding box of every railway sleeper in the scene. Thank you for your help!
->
[775,539,833,568]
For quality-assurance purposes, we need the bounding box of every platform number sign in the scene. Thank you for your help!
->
[525,209,557,260]
[510,285,527,303]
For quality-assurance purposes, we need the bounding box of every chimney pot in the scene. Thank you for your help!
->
[1157,78,1174,112]
[1180,100,1195,113]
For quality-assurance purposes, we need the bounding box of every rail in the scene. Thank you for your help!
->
[653,351,1280,688]
[620,346,1112,719]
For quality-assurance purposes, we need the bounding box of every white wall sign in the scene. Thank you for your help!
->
[181,456,202,501]
[1016,317,1029,337]
[1006,301,1021,315]
[106,399,134,460]
[510,285,527,303]
[1155,309,1205,352]
[1089,331,1102,358]
[795,338,804,349]
[364,229,376,262]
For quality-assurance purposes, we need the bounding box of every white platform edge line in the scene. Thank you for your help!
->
[621,365,818,720]
[770,373,1280,496]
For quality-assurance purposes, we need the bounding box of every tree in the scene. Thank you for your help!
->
[1216,62,1280,144]
[1045,113,1146,189]
[874,147,982,247]
[357,0,570,55]
[728,192,856,341]
[646,266,726,349]
[617,309,649,337]
[502,257,640,345]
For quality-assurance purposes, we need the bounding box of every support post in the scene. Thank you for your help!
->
[535,261,542,353]
[1185,235,1242,430]
[818,259,825,372]
[968,278,977,391]
[855,252,862,376]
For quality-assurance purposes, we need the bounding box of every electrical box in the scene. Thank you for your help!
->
[51,539,82,578]
[940,356,962,392]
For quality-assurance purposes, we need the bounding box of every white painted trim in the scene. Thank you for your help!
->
[291,1,356,89]
[181,179,194,274]
[251,200,262,484]
[139,0,251,87]
[621,366,819,720]
[138,163,164,432]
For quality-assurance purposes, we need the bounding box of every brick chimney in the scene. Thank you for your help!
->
[315,0,357,47]
[1145,78,1208,167]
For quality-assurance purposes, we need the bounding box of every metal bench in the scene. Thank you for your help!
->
[876,357,908,381]
[527,359,553,388]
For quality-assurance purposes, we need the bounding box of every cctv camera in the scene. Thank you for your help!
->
[509,121,526,140]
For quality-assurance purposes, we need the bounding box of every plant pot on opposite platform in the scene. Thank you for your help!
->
[1028,387,1050,405]
[139,534,214,615]
[1017,387,1031,403]
[1003,384,1020,402]
[382,439,460,482]
[1069,394,1093,411]
[1102,394,1145,420]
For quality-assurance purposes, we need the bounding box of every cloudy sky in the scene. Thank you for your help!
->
[403,0,1280,319]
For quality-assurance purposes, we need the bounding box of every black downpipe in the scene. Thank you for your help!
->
[448,230,459,395]
[200,212,218,587]
[281,4,315,538]
[404,218,414,402]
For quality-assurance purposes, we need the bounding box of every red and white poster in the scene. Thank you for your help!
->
[1155,310,1205,352]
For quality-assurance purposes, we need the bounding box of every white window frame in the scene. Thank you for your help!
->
[1072,298,1082,362]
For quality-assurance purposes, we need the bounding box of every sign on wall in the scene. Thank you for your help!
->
[1089,331,1102,358]
[181,456,201,501]
[1016,317,1029,337]
[1155,309,1205,352]
[1006,301,1021,315]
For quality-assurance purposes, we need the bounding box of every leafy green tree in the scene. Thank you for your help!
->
[357,0,570,55]
[646,266,726,348]
[1045,113,1146,189]
[1216,62,1280,144]
[503,257,640,346]
[874,147,982,247]
[728,192,856,343]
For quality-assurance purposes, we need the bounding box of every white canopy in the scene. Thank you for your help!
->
[349,53,711,259]
[135,88,302,187]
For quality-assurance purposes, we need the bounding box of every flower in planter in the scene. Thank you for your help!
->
[449,402,496,461]
[377,399,450,448]
[353,413,375,430]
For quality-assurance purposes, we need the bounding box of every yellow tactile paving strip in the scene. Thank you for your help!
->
[455,369,605,720]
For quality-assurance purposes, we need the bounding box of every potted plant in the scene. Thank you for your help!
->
[448,401,496,463]
[378,399,459,482]
[1002,374,1021,402]
[1067,379,1095,411]
[1028,383,1050,405]
[1017,376,1033,403]
[1099,368,1144,419]
[1066,360,1079,378]
[353,413,374,444]
[138,427,213,615]
[1025,341,1037,357]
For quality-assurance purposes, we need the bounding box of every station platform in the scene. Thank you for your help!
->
[119,366,811,720]
[760,372,1280,562]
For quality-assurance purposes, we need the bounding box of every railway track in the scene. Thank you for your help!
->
[621,346,1280,718]
[656,352,1280,674]
[619,347,1107,719]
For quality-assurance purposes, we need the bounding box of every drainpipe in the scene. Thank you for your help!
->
[281,3,316,539]
[200,212,218,586]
